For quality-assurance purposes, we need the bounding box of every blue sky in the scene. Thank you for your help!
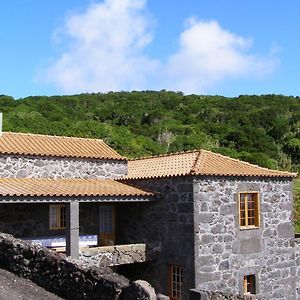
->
[0,0,299,99]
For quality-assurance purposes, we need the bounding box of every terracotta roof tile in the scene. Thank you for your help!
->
[0,132,125,160]
[124,150,297,179]
[0,178,154,197]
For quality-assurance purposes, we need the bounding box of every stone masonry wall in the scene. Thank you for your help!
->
[118,176,195,299]
[296,238,300,299]
[189,288,251,300]
[193,176,296,300]
[0,232,128,300]
[80,244,149,267]
[0,154,127,179]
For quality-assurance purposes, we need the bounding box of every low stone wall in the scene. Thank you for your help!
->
[80,244,149,266]
[0,233,160,300]
[190,289,253,300]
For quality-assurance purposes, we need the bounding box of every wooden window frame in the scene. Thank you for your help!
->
[168,265,183,300]
[49,204,66,230]
[243,274,256,295]
[239,192,260,229]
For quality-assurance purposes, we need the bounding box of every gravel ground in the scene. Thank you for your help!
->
[0,268,62,300]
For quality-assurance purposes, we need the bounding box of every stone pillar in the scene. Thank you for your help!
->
[66,202,79,258]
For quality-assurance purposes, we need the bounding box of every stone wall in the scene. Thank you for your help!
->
[0,232,128,300]
[0,232,161,300]
[80,244,149,267]
[0,203,99,238]
[118,176,195,299]
[193,176,296,300]
[189,288,250,299]
[295,238,300,299]
[0,154,127,179]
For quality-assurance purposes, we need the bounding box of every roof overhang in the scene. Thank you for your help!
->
[0,195,157,204]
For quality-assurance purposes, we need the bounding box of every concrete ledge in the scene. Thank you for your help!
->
[80,243,158,266]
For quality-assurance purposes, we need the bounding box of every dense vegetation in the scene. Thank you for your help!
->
[294,179,300,232]
[0,91,300,228]
[0,91,299,172]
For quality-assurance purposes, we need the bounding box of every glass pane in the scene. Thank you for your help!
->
[248,210,254,217]
[248,201,254,209]
[240,200,245,209]
[248,218,255,225]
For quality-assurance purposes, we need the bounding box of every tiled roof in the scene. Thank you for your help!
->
[0,132,125,160]
[0,178,154,197]
[125,150,297,179]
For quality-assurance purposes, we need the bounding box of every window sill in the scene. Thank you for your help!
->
[240,226,260,231]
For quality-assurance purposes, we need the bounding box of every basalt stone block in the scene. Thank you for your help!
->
[196,255,214,266]
[200,202,208,212]
[177,203,193,213]
[197,272,221,283]
[240,238,261,254]
[201,234,215,244]
[177,183,192,193]
[196,213,215,224]
[211,224,223,234]
[218,260,229,271]
[278,222,294,238]
[220,203,236,216]
[16,169,27,178]
[120,280,156,300]
[262,228,273,238]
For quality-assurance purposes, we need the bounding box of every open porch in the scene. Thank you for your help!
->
[0,178,157,261]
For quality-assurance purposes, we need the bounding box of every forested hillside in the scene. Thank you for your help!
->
[0,91,299,173]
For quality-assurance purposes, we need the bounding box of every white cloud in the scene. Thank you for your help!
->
[45,0,158,93]
[162,18,277,93]
[44,1,278,94]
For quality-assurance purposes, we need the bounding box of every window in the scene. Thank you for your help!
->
[243,274,256,295]
[169,265,183,300]
[239,192,260,228]
[49,204,66,230]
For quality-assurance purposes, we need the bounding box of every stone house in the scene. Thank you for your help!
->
[0,131,298,300]
[120,151,298,300]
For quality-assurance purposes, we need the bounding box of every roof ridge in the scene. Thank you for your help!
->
[200,149,297,176]
[190,150,203,174]
[3,132,104,142]
[191,149,209,174]
[129,149,200,161]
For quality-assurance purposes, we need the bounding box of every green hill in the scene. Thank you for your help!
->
[0,91,299,173]
[0,91,300,228]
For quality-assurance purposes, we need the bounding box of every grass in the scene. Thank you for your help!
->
[294,178,300,232]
